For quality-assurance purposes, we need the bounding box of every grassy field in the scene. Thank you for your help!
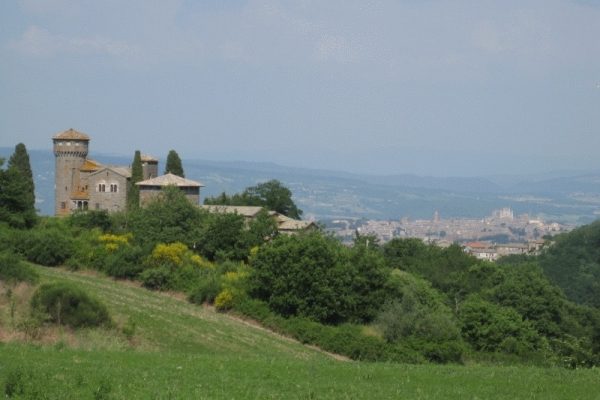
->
[1,266,600,399]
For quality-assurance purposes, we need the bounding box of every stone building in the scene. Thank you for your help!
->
[137,173,203,206]
[53,128,202,215]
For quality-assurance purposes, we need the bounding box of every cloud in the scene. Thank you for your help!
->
[10,25,138,57]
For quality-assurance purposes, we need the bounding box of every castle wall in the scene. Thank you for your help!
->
[139,185,199,207]
[89,169,129,212]
[142,161,158,180]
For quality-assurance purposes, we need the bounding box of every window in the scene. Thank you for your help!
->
[110,184,118,193]
[95,203,100,210]
[60,202,66,209]
[98,183,106,192]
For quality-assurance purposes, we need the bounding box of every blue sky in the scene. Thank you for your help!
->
[1,0,599,176]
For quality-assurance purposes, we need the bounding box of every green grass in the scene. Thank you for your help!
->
[1,266,600,399]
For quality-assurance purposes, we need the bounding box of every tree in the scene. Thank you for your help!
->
[205,180,302,219]
[165,150,184,177]
[128,186,204,250]
[8,143,35,212]
[0,158,37,228]
[243,180,302,219]
[128,150,143,210]
[249,232,353,323]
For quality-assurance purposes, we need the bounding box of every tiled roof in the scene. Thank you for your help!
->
[200,205,269,218]
[52,128,90,140]
[89,166,132,178]
[136,173,203,187]
[79,159,103,172]
[276,214,316,231]
[141,154,158,162]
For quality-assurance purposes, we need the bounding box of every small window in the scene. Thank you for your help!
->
[110,184,118,193]
[60,202,66,209]
[98,183,106,192]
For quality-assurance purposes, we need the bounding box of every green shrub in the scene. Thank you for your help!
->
[140,267,172,291]
[188,275,222,304]
[31,282,112,328]
[101,245,145,279]
[20,228,74,266]
[459,295,542,355]
[0,251,38,284]
[69,210,113,232]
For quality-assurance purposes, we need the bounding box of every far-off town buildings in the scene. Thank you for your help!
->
[53,128,203,215]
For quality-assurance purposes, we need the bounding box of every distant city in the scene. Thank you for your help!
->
[326,207,572,258]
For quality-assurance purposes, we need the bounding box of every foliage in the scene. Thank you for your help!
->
[127,150,143,210]
[249,232,388,324]
[215,288,235,311]
[0,157,37,229]
[538,220,600,307]
[127,186,204,250]
[458,295,543,355]
[69,210,112,232]
[164,149,184,177]
[188,274,222,304]
[249,232,351,323]
[196,212,248,261]
[31,282,112,328]
[140,266,172,291]
[0,251,38,284]
[14,226,74,266]
[204,179,302,219]
[376,270,465,362]
[245,208,279,248]
[7,143,35,222]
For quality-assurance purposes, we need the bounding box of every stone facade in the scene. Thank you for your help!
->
[53,129,187,215]
[137,173,203,206]
[88,167,130,212]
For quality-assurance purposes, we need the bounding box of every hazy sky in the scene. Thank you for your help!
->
[1,0,599,176]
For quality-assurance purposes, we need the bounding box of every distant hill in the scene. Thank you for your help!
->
[2,147,599,223]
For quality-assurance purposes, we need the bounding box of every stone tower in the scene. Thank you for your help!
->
[141,154,159,180]
[53,128,90,216]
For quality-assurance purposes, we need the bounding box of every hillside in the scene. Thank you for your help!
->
[2,265,600,399]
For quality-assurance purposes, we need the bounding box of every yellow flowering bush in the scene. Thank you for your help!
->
[214,289,235,311]
[190,254,215,270]
[98,233,132,252]
[149,242,188,267]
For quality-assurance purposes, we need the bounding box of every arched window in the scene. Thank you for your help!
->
[98,183,106,192]
[110,183,118,193]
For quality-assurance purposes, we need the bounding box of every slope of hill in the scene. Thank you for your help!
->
[1,265,599,399]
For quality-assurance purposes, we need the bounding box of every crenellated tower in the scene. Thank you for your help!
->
[53,128,90,216]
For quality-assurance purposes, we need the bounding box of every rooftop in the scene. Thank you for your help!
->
[53,128,90,141]
[136,173,204,187]
[200,205,272,218]
[141,154,158,163]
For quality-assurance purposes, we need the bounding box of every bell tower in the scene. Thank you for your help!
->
[53,128,90,216]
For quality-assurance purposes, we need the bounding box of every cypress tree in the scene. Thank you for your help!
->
[8,143,35,214]
[165,150,184,177]
[128,150,143,210]
[0,156,36,228]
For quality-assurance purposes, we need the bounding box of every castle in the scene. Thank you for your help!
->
[53,128,203,215]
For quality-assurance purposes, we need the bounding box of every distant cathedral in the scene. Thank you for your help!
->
[53,128,203,216]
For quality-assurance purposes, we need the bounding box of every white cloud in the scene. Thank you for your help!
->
[10,25,138,57]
